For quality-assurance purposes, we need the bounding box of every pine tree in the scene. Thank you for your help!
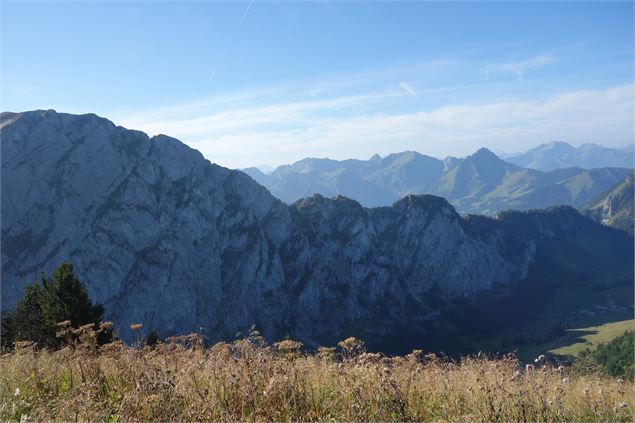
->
[1,262,109,349]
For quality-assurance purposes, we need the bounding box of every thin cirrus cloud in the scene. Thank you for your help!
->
[110,58,632,169]
[485,54,556,81]
[398,82,419,100]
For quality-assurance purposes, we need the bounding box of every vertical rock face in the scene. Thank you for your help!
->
[1,110,291,339]
[1,110,629,348]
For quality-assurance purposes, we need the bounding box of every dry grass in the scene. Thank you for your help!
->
[1,332,633,422]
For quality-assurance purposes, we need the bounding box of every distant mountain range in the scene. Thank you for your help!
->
[505,141,634,171]
[3,110,632,353]
[583,171,634,234]
[244,148,631,214]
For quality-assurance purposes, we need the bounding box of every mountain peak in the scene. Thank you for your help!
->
[470,147,502,161]
[507,140,633,171]
[545,140,571,147]
[542,141,574,152]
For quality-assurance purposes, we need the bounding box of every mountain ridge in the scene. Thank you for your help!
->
[505,141,634,171]
[2,110,632,353]
[243,147,630,213]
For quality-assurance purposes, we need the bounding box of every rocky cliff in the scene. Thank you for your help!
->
[582,171,634,234]
[2,111,631,349]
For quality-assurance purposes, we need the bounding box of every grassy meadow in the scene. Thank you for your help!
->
[550,320,635,357]
[1,329,633,422]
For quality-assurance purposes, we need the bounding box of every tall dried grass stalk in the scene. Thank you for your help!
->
[1,334,632,422]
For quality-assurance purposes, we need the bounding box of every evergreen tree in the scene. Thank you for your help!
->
[1,262,109,349]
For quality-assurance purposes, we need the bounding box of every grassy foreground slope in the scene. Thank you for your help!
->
[1,333,633,422]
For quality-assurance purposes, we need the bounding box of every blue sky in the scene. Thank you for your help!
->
[2,1,633,168]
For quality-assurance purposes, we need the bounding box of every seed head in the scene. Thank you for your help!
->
[100,321,113,330]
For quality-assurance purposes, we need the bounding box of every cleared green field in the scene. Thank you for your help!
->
[549,319,634,357]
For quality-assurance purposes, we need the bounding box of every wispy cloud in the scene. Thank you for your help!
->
[113,83,632,169]
[399,82,418,99]
[487,54,556,80]
[108,58,631,169]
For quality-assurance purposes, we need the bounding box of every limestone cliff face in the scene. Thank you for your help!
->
[1,110,290,340]
[0,110,614,346]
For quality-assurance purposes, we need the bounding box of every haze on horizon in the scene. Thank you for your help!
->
[2,1,633,169]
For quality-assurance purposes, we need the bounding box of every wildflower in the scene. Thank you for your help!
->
[525,364,535,373]
[617,378,624,384]
[337,337,366,358]
[407,349,423,362]
[274,339,303,353]
[557,365,565,372]
[14,387,20,397]
[100,321,113,330]
[618,402,628,409]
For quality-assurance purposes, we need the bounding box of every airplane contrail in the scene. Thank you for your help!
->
[241,0,254,23]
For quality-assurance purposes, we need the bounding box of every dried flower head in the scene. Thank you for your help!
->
[100,321,113,330]
[274,339,303,353]
[130,323,143,331]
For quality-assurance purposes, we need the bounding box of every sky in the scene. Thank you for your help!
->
[1,1,634,169]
